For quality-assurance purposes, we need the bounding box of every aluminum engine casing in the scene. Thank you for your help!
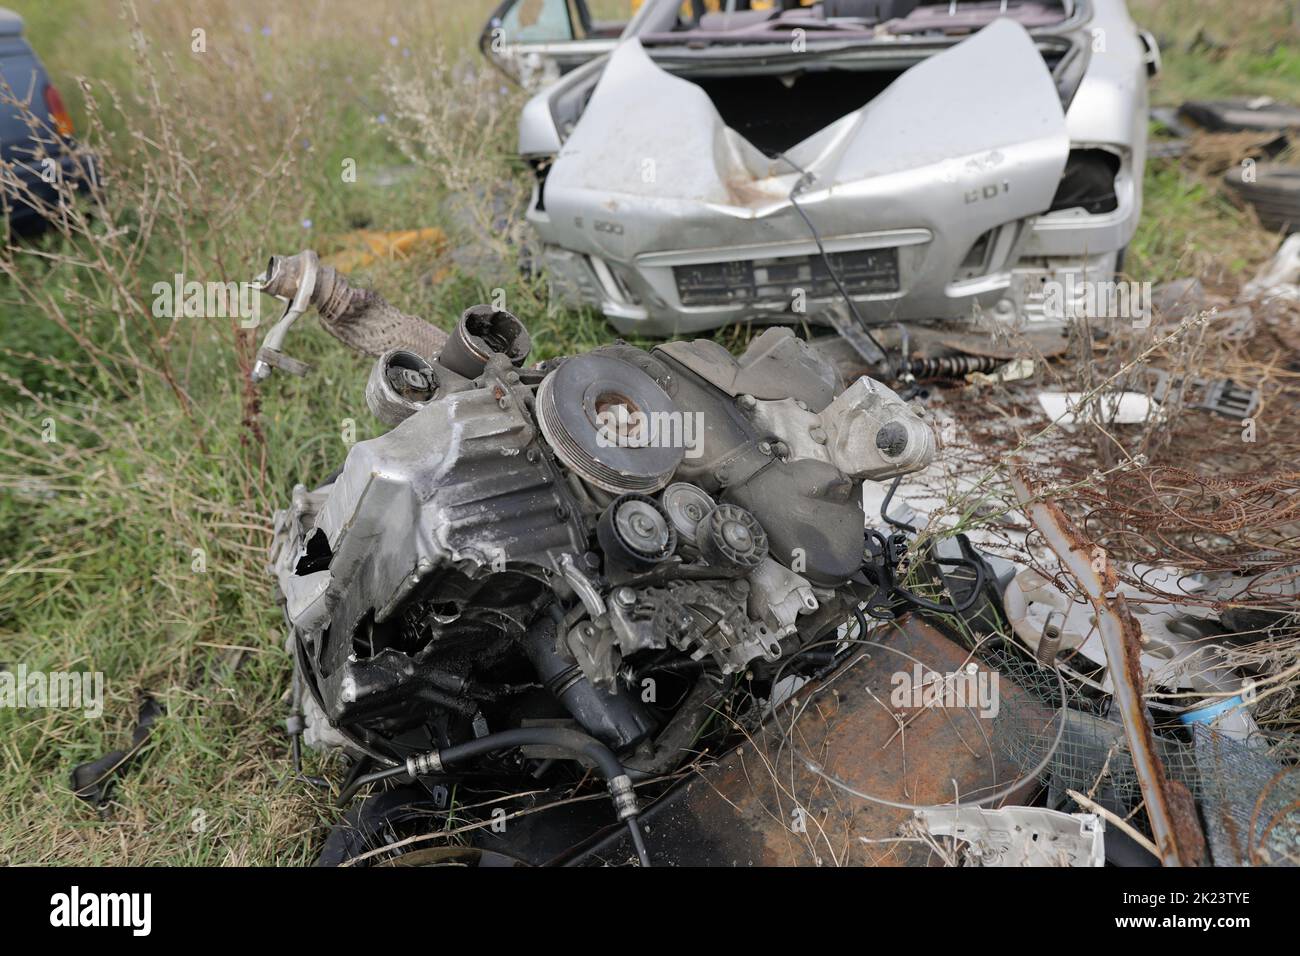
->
[270,356,587,734]
[270,329,937,757]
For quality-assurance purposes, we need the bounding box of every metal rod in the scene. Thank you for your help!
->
[1010,468,1205,867]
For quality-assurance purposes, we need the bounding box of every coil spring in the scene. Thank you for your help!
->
[905,354,1003,378]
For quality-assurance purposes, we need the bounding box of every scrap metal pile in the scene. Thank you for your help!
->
[240,1,1300,867]
[252,232,1300,866]
[857,260,1300,867]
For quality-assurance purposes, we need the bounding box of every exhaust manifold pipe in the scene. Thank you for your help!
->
[251,250,451,383]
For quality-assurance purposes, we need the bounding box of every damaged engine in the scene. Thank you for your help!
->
[265,258,937,795]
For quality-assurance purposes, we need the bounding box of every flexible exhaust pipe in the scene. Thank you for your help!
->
[252,250,450,383]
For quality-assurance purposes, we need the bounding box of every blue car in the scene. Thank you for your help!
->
[0,7,94,230]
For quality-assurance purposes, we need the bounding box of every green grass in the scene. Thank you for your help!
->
[1125,0,1300,282]
[0,0,539,866]
[1126,161,1277,282]
[0,0,1293,865]
[1131,0,1300,104]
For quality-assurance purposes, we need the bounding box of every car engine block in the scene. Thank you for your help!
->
[268,302,936,773]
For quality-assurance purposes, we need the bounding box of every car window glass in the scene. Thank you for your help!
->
[500,0,576,43]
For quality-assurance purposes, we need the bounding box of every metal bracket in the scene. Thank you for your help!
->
[252,250,319,383]
[913,806,1105,867]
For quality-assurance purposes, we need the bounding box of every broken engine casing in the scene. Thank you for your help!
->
[270,321,935,767]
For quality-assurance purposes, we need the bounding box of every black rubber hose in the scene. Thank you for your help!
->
[336,726,652,866]
[626,816,651,866]
[874,483,987,615]
[894,534,989,616]
[337,727,624,801]
[438,729,653,867]
[439,727,622,780]
[337,765,417,807]
[894,554,986,615]
[880,475,917,533]
[632,657,709,679]
[616,561,746,589]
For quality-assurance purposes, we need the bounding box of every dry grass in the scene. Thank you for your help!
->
[0,0,522,866]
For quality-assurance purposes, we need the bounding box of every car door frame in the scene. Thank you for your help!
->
[480,0,628,88]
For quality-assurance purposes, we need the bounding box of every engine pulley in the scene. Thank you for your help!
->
[598,493,677,571]
[536,352,683,495]
[698,504,768,571]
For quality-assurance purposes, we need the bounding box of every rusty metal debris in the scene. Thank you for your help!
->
[252,249,449,380]
[1050,465,1300,608]
[542,617,1063,867]
[1010,467,1207,867]
[251,236,1300,866]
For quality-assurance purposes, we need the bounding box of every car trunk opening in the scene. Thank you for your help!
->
[672,35,1069,159]
[680,69,908,156]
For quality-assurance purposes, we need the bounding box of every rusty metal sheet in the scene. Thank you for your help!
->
[576,616,1049,866]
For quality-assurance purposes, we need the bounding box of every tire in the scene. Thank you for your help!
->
[1180,98,1300,133]
[1224,164,1300,234]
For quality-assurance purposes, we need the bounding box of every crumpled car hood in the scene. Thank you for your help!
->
[549,18,1067,210]
[539,18,1071,323]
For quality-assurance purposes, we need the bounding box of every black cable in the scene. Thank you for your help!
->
[336,764,418,807]
[880,475,917,533]
[336,726,652,866]
[770,151,894,368]
[853,606,871,640]
[869,480,989,617]
[437,727,621,777]
[905,531,989,616]
[444,731,651,867]
[632,657,711,681]
[617,560,746,589]
[626,817,652,867]
[892,552,987,615]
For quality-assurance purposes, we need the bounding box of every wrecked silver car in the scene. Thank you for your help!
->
[487,0,1158,337]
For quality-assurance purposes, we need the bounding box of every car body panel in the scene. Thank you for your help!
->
[0,7,95,227]
[1025,0,1148,259]
[502,0,1155,334]
[533,20,1069,334]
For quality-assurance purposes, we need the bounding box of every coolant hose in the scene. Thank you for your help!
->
[438,727,623,779]
[336,726,652,866]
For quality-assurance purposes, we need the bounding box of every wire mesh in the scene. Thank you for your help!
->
[989,644,1300,864]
